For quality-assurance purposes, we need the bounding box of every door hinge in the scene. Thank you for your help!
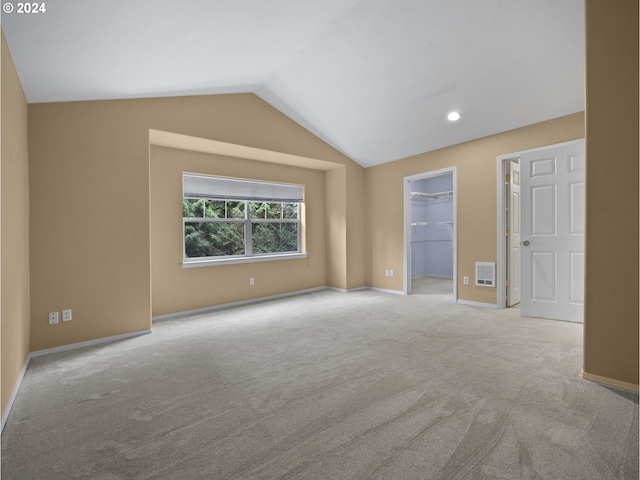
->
[505,173,510,182]
[506,227,510,235]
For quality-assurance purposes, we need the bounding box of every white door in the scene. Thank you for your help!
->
[507,161,521,306]
[520,141,585,322]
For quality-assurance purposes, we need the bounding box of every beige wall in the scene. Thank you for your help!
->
[365,113,585,302]
[325,167,348,289]
[346,164,366,290]
[28,94,364,351]
[150,146,328,316]
[583,0,639,387]
[1,33,31,414]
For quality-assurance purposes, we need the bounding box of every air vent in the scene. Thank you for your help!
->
[475,262,495,287]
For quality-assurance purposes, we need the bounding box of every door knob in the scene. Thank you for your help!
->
[522,240,530,246]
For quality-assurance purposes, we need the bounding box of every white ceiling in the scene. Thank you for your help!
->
[2,0,585,167]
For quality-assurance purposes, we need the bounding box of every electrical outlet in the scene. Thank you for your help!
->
[389,269,394,277]
[249,277,255,286]
[463,276,469,285]
[62,309,72,321]
[48,312,59,325]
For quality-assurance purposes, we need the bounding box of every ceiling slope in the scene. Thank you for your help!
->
[2,0,584,166]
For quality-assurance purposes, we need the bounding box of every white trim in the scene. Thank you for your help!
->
[367,287,405,295]
[456,299,499,309]
[154,286,403,322]
[182,252,307,268]
[30,329,153,358]
[580,369,639,393]
[496,139,585,309]
[347,286,367,293]
[326,286,368,293]
[153,287,327,321]
[403,167,457,300]
[1,354,32,432]
[325,287,349,293]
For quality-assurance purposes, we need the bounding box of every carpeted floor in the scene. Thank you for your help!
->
[411,276,454,297]
[2,289,638,479]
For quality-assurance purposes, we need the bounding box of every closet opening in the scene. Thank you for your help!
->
[403,168,456,299]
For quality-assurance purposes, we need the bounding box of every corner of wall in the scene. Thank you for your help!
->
[1,29,32,419]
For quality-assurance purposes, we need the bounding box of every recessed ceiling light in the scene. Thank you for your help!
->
[447,111,461,122]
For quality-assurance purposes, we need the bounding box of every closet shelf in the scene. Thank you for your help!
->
[411,190,453,200]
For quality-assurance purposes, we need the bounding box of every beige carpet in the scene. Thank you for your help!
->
[2,289,637,479]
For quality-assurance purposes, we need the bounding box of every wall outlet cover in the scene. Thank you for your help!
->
[62,309,72,321]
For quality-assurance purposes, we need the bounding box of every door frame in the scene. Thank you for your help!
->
[495,139,585,309]
[403,166,457,299]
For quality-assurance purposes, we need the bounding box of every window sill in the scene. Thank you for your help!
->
[182,253,308,268]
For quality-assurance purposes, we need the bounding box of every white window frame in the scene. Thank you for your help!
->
[182,173,306,267]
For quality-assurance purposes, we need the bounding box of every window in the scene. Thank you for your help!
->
[182,173,304,265]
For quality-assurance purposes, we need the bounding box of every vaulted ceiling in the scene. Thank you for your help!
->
[2,0,584,167]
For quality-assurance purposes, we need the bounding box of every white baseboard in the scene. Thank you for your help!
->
[153,287,327,322]
[327,286,403,295]
[325,287,348,293]
[580,369,639,393]
[30,329,153,358]
[456,299,498,309]
[154,285,404,322]
[1,354,32,432]
[367,287,405,295]
[347,286,367,292]
[326,286,368,293]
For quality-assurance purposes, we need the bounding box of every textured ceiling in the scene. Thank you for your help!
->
[2,0,585,167]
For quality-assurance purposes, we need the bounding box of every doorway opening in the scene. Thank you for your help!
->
[403,168,456,299]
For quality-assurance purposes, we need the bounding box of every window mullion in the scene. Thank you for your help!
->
[244,200,252,256]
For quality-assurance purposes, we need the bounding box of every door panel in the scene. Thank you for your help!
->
[530,157,556,177]
[570,252,584,304]
[531,251,556,301]
[569,153,585,173]
[520,140,585,322]
[531,185,557,235]
[570,182,585,234]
